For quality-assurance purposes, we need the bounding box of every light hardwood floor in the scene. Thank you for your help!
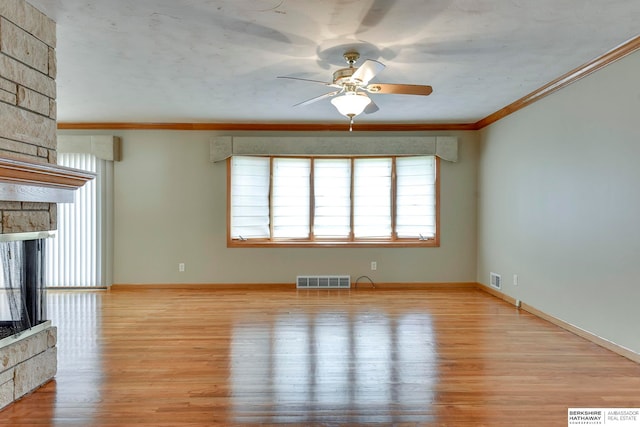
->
[1,287,639,426]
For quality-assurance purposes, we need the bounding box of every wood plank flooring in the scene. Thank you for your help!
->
[0,287,639,426]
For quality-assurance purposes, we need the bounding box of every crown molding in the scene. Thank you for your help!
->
[475,34,640,129]
[57,122,477,132]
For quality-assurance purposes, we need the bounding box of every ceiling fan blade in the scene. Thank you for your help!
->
[364,99,379,114]
[365,83,433,96]
[351,59,385,85]
[294,90,341,107]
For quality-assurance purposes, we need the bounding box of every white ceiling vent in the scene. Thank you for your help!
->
[296,275,351,289]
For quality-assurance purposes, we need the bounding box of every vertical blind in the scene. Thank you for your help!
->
[45,153,104,288]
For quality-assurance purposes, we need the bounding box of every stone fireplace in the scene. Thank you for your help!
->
[0,160,93,410]
[0,0,94,409]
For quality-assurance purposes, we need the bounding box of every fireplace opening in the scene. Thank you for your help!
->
[0,236,48,340]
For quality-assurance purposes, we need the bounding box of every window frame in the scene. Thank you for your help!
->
[227,155,440,248]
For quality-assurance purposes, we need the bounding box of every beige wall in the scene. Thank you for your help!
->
[57,130,479,286]
[477,50,640,354]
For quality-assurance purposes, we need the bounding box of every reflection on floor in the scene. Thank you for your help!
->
[231,311,436,424]
[48,292,103,423]
[0,287,638,426]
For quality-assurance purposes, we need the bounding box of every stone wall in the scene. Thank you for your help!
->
[0,0,58,410]
[0,0,57,233]
[0,324,57,409]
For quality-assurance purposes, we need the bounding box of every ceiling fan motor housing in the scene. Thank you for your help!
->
[333,51,365,86]
[333,68,359,85]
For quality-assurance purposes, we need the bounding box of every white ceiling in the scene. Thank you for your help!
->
[26,0,640,125]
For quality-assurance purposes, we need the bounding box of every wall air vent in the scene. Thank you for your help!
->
[296,275,351,289]
[490,272,502,290]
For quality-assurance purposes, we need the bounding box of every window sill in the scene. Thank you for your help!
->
[227,239,440,248]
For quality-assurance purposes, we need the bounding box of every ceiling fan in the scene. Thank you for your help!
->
[278,51,433,130]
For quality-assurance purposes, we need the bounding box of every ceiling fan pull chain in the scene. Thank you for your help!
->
[349,116,354,132]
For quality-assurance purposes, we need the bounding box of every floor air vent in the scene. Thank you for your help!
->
[296,275,351,289]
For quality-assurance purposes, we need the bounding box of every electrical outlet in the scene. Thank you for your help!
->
[178,263,185,272]
[513,274,518,286]
[371,261,377,271]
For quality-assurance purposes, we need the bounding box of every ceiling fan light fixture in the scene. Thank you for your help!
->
[330,92,371,118]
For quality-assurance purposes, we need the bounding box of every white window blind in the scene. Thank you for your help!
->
[313,159,351,238]
[353,158,392,238]
[45,153,104,287]
[230,156,270,239]
[272,158,310,238]
[396,156,436,238]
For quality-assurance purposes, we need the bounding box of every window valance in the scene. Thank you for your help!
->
[57,135,121,161]
[210,136,458,163]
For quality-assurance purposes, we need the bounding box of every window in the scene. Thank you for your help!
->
[229,155,439,247]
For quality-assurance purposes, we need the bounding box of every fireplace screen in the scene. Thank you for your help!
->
[0,239,47,339]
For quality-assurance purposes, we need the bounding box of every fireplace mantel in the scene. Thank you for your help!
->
[0,157,95,204]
